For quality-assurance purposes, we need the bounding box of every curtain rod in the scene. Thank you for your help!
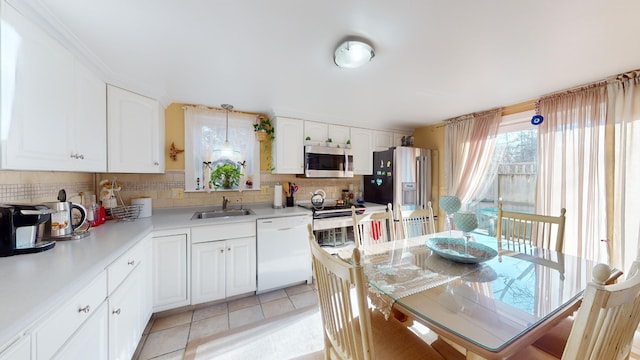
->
[433,67,640,129]
[181,104,265,117]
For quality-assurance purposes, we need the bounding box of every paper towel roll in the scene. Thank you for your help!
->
[273,184,283,209]
[131,197,152,218]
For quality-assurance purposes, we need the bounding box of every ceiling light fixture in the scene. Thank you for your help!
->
[334,40,375,68]
[221,103,234,157]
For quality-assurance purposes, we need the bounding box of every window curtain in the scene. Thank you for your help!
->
[536,84,609,263]
[444,109,501,207]
[607,73,640,272]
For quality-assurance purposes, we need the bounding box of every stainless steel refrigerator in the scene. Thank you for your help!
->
[364,146,432,212]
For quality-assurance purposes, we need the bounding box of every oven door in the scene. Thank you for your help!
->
[313,216,355,247]
[304,146,353,178]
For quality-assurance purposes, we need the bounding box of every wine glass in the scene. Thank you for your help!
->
[454,211,478,254]
[439,196,461,238]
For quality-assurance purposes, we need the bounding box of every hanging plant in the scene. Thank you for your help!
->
[253,115,274,142]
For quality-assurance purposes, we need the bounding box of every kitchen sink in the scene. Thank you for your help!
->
[191,209,254,220]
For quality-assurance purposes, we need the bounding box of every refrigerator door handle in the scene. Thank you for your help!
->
[416,155,425,209]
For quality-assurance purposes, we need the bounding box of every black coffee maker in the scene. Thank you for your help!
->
[0,204,56,257]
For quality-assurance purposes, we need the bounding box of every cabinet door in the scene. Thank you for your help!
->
[107,85,164,173]
[109,266,144,360]
[328,124,350,146]
[303,121,327,144]
[52,302,108,360]
[350,128,373,175]
[374,130,393,151]
[226,237,257,297]
[0,335,30,360]
[71,61,106,172]
[1,2,74,170]
[191,242,226,304]
[272,117,304,174]
[152,233,189,311]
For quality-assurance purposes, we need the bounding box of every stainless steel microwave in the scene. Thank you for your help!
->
[303,145,353,178]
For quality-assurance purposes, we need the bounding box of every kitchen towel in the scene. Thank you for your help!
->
[131,197,152,218]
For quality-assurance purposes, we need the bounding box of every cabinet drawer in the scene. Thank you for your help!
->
[107,240,145,294]
[191,222,255,243]
[34,270,107,360]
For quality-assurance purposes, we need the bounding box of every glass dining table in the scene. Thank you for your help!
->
[338,231,603,359]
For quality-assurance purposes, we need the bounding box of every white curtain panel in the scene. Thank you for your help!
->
[444,109,501,207]
[537,85,609,264]
[608,75,640,272]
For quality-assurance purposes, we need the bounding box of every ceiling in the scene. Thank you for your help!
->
[24,0,640,131]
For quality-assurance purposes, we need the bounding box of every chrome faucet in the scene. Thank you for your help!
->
[222,196,229,210]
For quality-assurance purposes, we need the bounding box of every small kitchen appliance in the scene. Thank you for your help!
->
[302,145,353,178]
[43,201,89,240]
[0,204,56,256]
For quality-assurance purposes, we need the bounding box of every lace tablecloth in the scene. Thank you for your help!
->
[339,237,487,318]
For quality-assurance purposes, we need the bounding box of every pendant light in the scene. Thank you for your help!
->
[221,103,233,157]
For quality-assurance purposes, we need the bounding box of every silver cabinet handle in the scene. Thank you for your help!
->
[78,154,84,159]
[112,308,121,315]
[78,305,90,313]
[220,249,224,253]
[128,260,135,266]
[153,161,159,166]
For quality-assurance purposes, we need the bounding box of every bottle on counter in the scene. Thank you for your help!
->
[98,201,107,225]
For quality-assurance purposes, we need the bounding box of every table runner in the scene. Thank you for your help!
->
[339,240,484,318]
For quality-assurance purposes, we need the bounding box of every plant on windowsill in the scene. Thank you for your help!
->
[305,136,312,146]
[210,163,243,190]
[326,138,333,147]
[345,139,351,148]
[253,115,274,142]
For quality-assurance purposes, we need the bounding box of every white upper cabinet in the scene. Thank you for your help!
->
[0,2,106,172]
[107,85,165,173]
[303,121,328,144]
[328,124,350,146]
[350,127,373,175]
[272,117,304,174]
[373,130,393,151]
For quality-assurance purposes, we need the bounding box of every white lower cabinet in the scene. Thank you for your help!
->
[192,237,257,304]
[20,235,151,360]
[33,271,107,360]
[191,241,225,303]
[51,302,108,360]
[152,229,190,311]
[191,222,256,305]
[108,264,144,360]
[0,335,31,360]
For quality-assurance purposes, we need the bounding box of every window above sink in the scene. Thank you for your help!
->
[183,106,261,192]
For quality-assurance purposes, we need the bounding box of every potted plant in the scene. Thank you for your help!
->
[253,115,274,142]
[326,138,333,147]
[210,163,243,189]
[305,136,312,145]
[345,139,351,148]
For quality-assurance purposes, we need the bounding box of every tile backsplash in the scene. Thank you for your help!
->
[0,170,363,209]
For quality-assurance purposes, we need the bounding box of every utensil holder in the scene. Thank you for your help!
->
[286,196,294,207]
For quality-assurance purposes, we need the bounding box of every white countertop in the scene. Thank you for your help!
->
[0,219,153,348]
[151,202,312,231]
[0,201,382,348]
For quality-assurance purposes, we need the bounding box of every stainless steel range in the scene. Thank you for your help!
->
[299,202,386,247]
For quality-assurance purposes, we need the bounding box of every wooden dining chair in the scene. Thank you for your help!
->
[352,204,395,249]
[520,257,640,360]
[496,202,567,253]
[398,201,436,239]
[307,224,445,360]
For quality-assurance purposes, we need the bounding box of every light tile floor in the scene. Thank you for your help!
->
[133,283,318,360]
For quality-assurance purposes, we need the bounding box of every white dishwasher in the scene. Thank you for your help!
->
[257,214,312,293]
